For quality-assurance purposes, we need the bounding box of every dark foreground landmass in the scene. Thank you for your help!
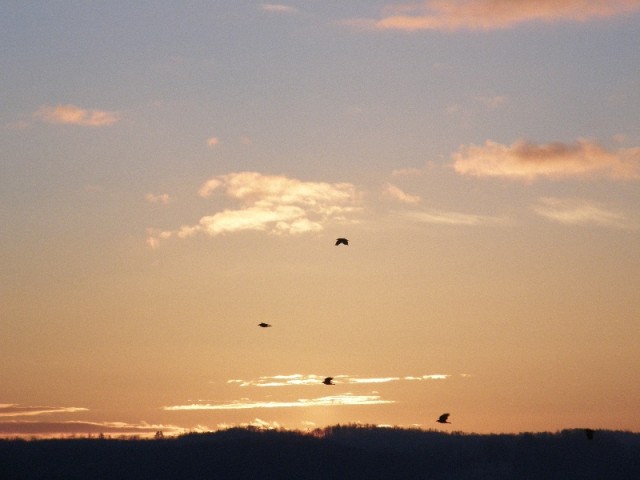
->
[1,425,639,479]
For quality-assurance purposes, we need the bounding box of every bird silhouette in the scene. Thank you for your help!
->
[323,377,335,385]
[258,323,271,328]
[436,413,451,424]
[335,238,349,246]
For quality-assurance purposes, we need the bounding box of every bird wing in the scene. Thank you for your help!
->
[439,413,450,422]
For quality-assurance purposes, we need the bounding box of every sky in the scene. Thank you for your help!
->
[1,1,639,438]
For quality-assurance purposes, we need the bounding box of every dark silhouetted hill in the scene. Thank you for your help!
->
[1,425,639,479]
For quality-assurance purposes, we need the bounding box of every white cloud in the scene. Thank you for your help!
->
[228,373,452,387]
[453,139,640,181]
[148,172,362,246]
[165,394,394,411]
[404,374,450,381]
[35,104,119,127]
[533,197,636,228]
[0,404,88,417]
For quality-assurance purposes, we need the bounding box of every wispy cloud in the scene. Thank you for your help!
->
[381,183,421,204]
[351,0,640,32]
[452,139,640,181]
[261,4,299,14]
[473,95,507,109]
[145,193,171,205]
[216,418,282,431]
[227,373,451,387]
[0,420,184,438]
[0,404,88,417]
[400,209,507,226]
[165,394,394,411]
[35,104,120,127]
[533,197,636,228]
[148,172,362,247]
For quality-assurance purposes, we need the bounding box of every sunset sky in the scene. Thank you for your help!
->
[1,1,639,438]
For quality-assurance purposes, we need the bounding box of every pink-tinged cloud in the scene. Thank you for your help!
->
[533,197,636,229]
[453,139,640,181]
[165,394,394,411]
[367,0,640,31]
[382,183,421,204]
[261,4,298,14]
[0,404,88,417]
[35,104,120,127]
[207,136,220,147]
[148,172,362,246]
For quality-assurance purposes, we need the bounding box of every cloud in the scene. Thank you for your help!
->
[357,0,640,32]
[145,193,171,205]
[0,404,88,417]
[533,197,636,228]
[207,136,220,147]
[35,104,119,127]
[148,172,362,246]
[165,394,394,411]
[452,139,640,181]
[216,418,282,431]
[261,4,299,14]
[473,95,507,109]
[381,183,421,204]
[403,374,451,380]
[227,373,451,387]
[0,420,184,438]
[400,209,507,226]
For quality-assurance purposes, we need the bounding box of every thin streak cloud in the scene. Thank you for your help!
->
[0,420,184,438]
[0,404,88,417]
[452,139,640,181]
[35,104,120,127]
[400,209,507,226]
[165,394,394,411]
[382,183,421,204]
[261,4,299,14]
[533,197,636,229]
[227,374,452,387]
[359,0,640,32]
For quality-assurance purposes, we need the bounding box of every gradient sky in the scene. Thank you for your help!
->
[1,1,639,438]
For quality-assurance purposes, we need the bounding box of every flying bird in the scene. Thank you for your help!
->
[335,238,349,246]
[258,323,271,328]
[323,377,335,385]
[436,413,451,424]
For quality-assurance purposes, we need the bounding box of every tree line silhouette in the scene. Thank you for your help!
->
[1,424,639,479]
